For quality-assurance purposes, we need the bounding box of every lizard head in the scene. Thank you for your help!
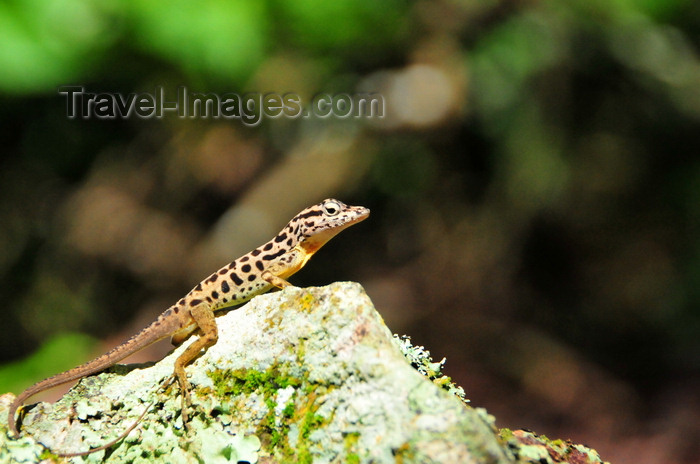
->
[293,199,369,254]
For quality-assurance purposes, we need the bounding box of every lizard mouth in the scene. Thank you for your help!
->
[333,206,369,231]
[347,206,370,224]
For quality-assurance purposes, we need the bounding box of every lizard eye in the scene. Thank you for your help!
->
[323,200,341,216]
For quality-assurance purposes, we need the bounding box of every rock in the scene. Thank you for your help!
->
[0,282,600,463]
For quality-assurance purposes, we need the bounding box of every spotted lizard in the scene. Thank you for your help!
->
[8,198,369,439]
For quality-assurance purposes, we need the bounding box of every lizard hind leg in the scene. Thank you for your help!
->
[171,324,200,347]
[172,303,218,428]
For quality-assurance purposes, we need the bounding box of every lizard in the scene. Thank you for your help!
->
[8,198,369,441]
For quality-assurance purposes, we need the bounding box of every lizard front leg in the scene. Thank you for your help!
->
[261,246,308,288]
[173,302,218,426]
[261,270,292,288]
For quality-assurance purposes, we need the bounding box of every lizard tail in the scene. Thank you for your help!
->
[8,309,181,437]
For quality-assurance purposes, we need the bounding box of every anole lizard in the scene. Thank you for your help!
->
[8,198,369,439]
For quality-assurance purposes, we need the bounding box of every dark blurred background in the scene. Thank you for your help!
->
[1,1,699,463]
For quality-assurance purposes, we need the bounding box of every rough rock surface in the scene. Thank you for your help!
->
[0,282,608,463]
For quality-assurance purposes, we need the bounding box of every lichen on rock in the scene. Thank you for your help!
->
[0,282,605,463]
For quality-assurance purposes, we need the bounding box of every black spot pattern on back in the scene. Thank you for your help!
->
[221,281,230,293]
[251,249,262,257]
[230,272,243,286]
[247,274,256,282]
[275,233,287,243]
[211,291,219,299]
[263,249,285,261]
[256,260,264,271]
[241,264,251,273]
[190,299,202,306]
[263,243,273,251]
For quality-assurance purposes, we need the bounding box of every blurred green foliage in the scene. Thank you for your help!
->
[0,0,408,92]
[0,334,97,395]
